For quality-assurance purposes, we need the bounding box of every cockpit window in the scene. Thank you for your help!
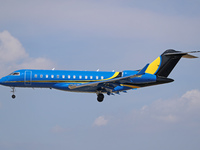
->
[9,72,20,76]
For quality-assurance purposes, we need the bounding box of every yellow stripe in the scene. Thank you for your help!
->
[145,56,161,74]
[120,84,140,88]
[102,72,120,80]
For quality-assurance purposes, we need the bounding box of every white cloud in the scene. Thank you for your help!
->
[130,89,200,123]
[124,89,200,134]
[18,57,54,70]
[93,116,108,127]
[0,30,28,62]
[91,90,200,130]
[156,114,178,123]
[0,30,55,76]
[51,125,66,133]
[100,89,200,133]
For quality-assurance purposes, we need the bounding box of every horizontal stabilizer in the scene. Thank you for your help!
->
[164,50,200,58]
[182,54,198,58]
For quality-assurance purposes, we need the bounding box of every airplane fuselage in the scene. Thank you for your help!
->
[0,49,198,102]
[0,69,159,93]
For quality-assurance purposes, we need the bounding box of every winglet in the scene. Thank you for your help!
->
[137,63,149,75]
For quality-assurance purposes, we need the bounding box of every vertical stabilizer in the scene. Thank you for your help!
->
[145,49,199,77]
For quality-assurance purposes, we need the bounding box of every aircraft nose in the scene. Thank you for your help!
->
[0,78,3,84]
[0,77,7,85]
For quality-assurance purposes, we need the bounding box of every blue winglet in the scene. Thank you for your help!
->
[137,63,149,75]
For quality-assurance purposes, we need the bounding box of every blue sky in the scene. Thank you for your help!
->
[0,0,200,150]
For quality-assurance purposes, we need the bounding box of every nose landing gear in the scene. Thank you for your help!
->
[11,87,16,99]
[12,94,16,99]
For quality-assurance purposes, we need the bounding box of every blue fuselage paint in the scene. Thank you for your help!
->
[0,69,157,93]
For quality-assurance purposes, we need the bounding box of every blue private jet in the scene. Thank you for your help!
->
[0,49,199,102]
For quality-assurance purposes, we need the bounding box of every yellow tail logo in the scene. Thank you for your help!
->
[145,56,161,74]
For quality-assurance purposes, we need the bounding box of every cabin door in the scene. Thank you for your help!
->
[24,71,32,85]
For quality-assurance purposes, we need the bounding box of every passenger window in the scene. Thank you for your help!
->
[90,76,93,79]
[62,75,65,79]
[68,75,70,79]
[46,75,48,78]
[96,76,98,79]
[79,75,82,79]
[40,74,43,78]
[73,75,76,79]
[85,76,88,79]
[34,74,37,78]
[101,76,104,79]
[57,75,59,78]
[51,75,54,78]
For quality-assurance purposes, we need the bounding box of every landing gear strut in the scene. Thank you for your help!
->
[11,87,16,99]
[97,93,104,102]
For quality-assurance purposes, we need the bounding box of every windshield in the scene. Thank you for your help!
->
[9,72,20,76]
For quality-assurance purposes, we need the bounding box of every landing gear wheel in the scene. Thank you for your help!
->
[11,87,16,99]
[97,94,104,102]
[12,94,16,99]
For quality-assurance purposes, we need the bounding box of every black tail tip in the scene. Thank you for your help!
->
[156,76,174,83]
[162,49,181,55]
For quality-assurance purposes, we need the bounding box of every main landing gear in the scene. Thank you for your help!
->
[97,93,104,102]
[11,87,16,99]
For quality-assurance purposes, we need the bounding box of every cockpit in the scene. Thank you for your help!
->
[9,72,20,76]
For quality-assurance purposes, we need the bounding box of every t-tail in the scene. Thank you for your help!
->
[145,49,200,84]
